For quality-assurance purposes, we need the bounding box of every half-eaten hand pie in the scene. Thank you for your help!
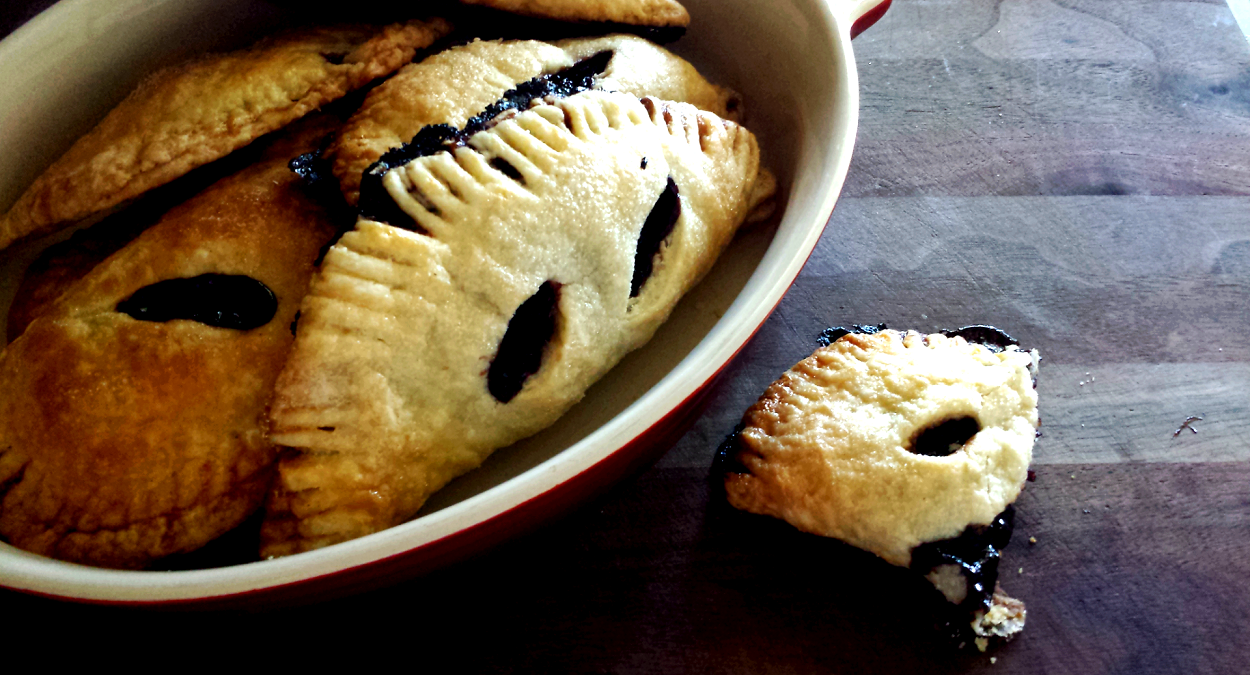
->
[720,326,1039,649]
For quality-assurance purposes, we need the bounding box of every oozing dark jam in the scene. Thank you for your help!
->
[630,177,681,297]
[289,143,361,262]
[910,416,981,457]
[911,506,1015,611]
[289,148,327,186]
[357,124,462,232]
[357,51,614,229]
[819,324,1022,355]
[466,50,613,135]
[942,325,1018,352]
[712,423,750,477]
[817,323,886,347]
[488,281,561,403]
[116,274,277,330]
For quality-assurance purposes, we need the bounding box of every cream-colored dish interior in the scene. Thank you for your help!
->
[0,0,858,601]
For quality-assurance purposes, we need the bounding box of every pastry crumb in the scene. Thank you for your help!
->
[971,585,1027,650]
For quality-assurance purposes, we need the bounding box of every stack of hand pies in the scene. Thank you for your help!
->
[0,0,775,568]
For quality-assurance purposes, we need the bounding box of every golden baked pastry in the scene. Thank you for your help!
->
[458,0,689,27]
[0,116,340,569]
[0,20,450,252]
[261,90,773,556]
[329,35,746,205]
[720,326,1039,648]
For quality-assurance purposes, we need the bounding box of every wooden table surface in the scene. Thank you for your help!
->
[2,1,1248,672]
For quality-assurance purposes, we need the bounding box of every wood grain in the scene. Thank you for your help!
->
[849,0,1250,197]
[3,463,1247,673]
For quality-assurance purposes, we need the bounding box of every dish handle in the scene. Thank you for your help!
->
[845,0,892,38]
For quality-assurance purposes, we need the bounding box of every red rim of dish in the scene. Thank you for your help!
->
[851,0,893,39]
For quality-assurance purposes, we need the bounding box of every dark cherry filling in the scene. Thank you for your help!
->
[357,124,462,233]
[910,416,980,457]
[817,323,886,347]
[911,506,1015,612]
[289,144,361,262]
[357,51,614,230]
[490,157,525,182]
[942,325,1018,352]
[817,324,1019,351]
[117,274,277,330]
[630,177,681,297]
[488,281,561,403]
[289,148,328,186]
[464,50,612,135]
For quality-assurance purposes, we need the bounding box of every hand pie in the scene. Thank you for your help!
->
[329,35,746,205]
[720,326,1038,648]
[457,0,689,28]
[0,20,450,251]
[262,90,772,556]
[0,116,339,568]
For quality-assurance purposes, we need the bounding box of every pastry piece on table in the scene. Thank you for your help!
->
[328,34,751,206]
[0,116,340,569]
[0,19,451,252]
[262,89,773,556]
[719,325,1039,649]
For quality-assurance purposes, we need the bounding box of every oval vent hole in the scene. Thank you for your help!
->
[117,274,277,330]
[630,176,681,297]
[488,281,560,403]
[910,416,980,457]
